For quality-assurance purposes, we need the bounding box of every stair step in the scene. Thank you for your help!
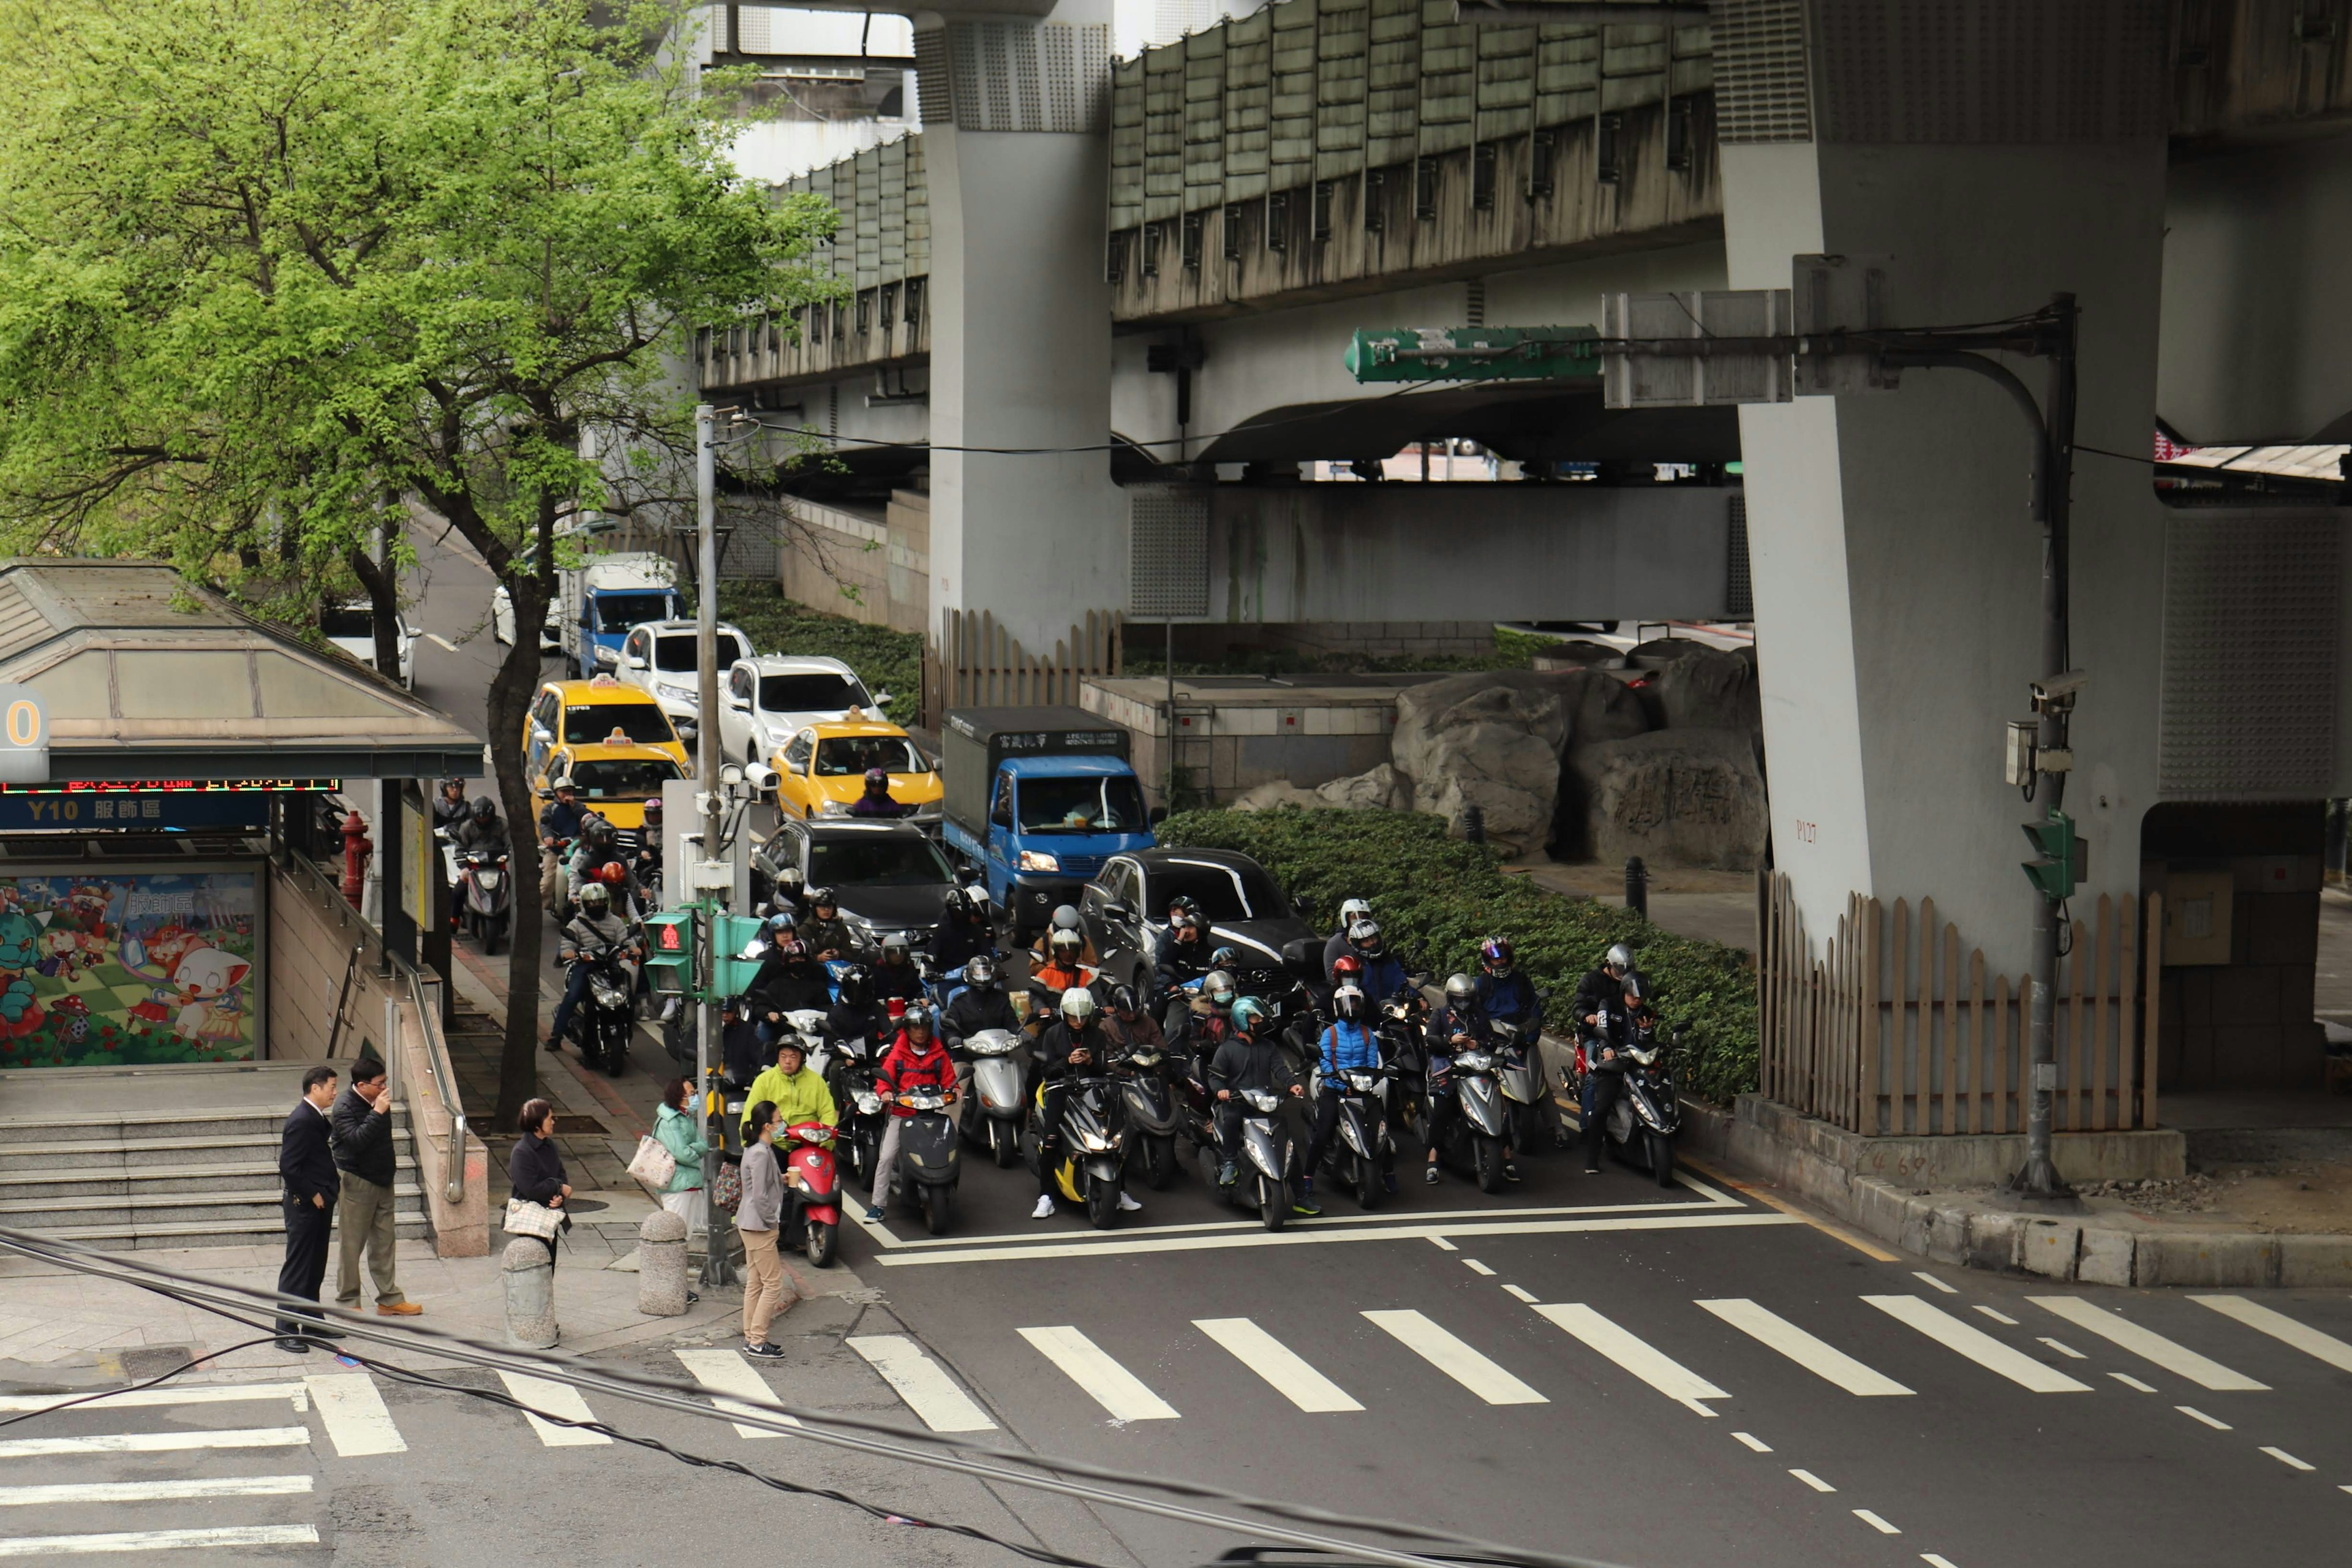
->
[0,1110,412,1170]
[0,1184,429,1229]
[0,1101,413,1145]
[0,1156,418,1198]
[22,1215,432,1251]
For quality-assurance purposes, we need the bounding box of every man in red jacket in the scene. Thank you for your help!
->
[867,1010,955,1223]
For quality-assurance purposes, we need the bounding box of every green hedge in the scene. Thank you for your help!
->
[716,583,922,726]
[1156,807,1760,1106]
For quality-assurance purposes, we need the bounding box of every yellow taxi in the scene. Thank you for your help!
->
[769,714,944,828]
[523,676,690,832]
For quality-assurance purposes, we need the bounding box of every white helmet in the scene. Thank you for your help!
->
[1049,926,1084,959]
[1050,905,1082,934]
[1338,898,1373,927]
[1605,942,1635,974]
[1060,987,1098,1024]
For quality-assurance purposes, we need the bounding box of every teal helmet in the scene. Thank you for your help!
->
[1229,997,1268,1036]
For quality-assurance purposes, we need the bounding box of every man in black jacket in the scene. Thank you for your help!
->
[277,1065,342,1350]
[331,1059,419,1317]
[1205,998,1316,1213]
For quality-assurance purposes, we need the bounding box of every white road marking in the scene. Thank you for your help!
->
[305,1373,406,1457]
[1854,1509,1901,1534]
[1363,1310,1547,1406]
[1790,1468,1836,1493]
[1463,1259,1495,1276]
[848,1336,998,1431]
[1912,1272,1959,1294]
[1019,1327,1180,1421]
[2176,1405,2231,1430]
[2038,1338,2086,1360]
[0,1525,318,1558]
[1733,1431,1773,1453]
[1697,1298,1913,1396]
[1921,1555,1960,1568]
[2030,1297,2267,1392]
[1972,1306,2019,1325]
[2261,1446,2314,1472]
[2193,1295,2352,1375]
[1534,1303,1728,1415]
[0,1476,312,1507]
[0,1427,306,1458]
[0,1382,306,1415]
[496,1371,612,1446]
[1194,1319,1362,1414]
[878,1211,1800,1267]
[422,633,464,652]
[2109,1373,2158,1393]
[675,1349,799,1438]
[1502,1284,1538,1303]
[1861,1296,2092,1393]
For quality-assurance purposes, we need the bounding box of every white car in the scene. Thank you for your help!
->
[714,655,892,767]
[614,619,752,747]
[491,582,560,653]
[322,601,416,688]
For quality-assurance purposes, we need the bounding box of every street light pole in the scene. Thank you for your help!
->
[693,404,729,1287]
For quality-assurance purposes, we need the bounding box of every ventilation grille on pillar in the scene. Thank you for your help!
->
[914,28,952,127]
[2159,512,2342,800]
[1724,496,1754,620]
[1714,0,1812,144]
[935,23,1111,132]
[1129,488,1209,618]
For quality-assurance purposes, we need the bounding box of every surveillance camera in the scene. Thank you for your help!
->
[719,763,744,788]
[2031,669,2089,704]
[743,763,779,794]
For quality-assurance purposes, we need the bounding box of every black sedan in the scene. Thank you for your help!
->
[753,818,959,950]
[1079,847,1317,998]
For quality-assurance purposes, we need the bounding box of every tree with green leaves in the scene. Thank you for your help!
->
[0,0,835,1126]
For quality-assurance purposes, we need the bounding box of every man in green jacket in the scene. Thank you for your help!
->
[741,1037,839,1142]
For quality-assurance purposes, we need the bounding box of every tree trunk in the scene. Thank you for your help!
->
[489,567,554,1134]
[345,545,403,685]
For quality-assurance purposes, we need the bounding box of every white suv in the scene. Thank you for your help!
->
[714,655,891,767]
[614,620,752,747]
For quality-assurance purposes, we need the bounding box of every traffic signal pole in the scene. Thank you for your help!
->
[694,404,731,1286]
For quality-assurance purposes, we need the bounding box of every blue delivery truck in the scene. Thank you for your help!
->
[940,706,1159,940]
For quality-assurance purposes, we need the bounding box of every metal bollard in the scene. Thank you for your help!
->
[1461,803,1485,844]
[501,1237,558,1349]
[1625,856,1648,920]
[636,1208,690,1317]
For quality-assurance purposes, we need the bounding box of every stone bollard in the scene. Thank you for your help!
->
[636,1208,690,1317]
[502,1238,558,1349]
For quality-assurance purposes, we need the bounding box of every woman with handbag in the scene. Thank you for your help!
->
[508,1100,573,1262]
[736,1101,788,1359]
[647,1077,709,1223]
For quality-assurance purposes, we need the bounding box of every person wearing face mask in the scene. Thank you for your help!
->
[1030,989,1144,1220]
[799,888,854,963]
[867,1011,955,1221]
[871,931,926,1007]
[1205,997,1318,1215]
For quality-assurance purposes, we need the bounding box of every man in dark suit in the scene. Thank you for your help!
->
[277,1065,342,1351]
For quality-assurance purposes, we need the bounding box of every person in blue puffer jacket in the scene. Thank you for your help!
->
[1301,985,1395,1197]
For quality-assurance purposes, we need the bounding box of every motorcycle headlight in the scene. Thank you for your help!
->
[1345,1072,1378,1091]
[476,872,502,889]
[855,1092,881,1114]
[817,800,856,818]
[1017,849,1061,873]
[965,1030,1019,1057]
[590,982,627,1007]
[1078,1131,1116,1153]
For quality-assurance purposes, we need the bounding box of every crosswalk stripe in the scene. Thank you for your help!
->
[1193,1318,1363,1413]
[0,1427,307,1458]
[674,1349,799,1438]
[0,1525,320,1558]
[1861,1295,2092,1393]
[1533,1303,1728,1415]
[1019,1327,1180,1421]
[2029,1297,2268,1392]
[496,1372,612,1447]
[848,1336,998,1431]
[305,1373,407,1457]
[0,1383,307,1415]
[1362,1310,1546,1406]
[0,1477,312,1507]
[2192,1295,2352,1375]
[1697,1298,1914,1396]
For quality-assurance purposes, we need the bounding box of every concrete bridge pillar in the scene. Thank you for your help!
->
[1718,1,2173,974]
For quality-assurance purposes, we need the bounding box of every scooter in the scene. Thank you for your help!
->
[455,848,513,954]
[959,1027,1029,1169]
[779,1120,842,1267]
[1030,1072,1130,1230]
[1378,995,1428,1145]
[1491,1009,1556,1155]
[829,1034,887,1193]
[1430,1044,1514,1193]
[1117,1042,1185,1191]
[560,936,637,1077]
[1315,1061,1398,1210]
[889,1084,962,1235]
[1597,1023,1686,1189]
[1204,1085,1301,1232]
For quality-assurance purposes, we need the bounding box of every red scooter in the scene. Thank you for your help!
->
[780,1120,843,1268]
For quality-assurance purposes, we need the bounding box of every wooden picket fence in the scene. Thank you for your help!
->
[923,608,1121,725]
[1760,872,2163,1136]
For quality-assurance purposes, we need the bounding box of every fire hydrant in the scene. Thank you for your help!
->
[341,809,373,910]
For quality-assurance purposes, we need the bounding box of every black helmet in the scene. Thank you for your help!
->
[810,885,837,912]
[1166,894,1201,924]
[1109,983,1139,1017]
[470,796,498,822]
[836,965,872,1006]
[864,767,891,790]
[963,954,997,989]
[582,813,616,847]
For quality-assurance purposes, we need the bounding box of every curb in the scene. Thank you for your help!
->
[1681,1097,2352,1289]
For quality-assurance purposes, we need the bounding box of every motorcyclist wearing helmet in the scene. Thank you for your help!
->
[769,864,812,922]
[823,964,891,1058]
[1339,918,1411,1004]
[1030,903,1098,966]
[454,795,508,856]
[544,882,639,1055]
[1102,983,1165,1057]
[1170,967,1238,1056]
[872,931,926,1007]
[537,774,587,909]
[928,884,993,976]
[1033,925,1092,998]
[434,777,470,830]
[746,935,832,1041]
[1422,972,1513,1185]
[1474,937,1539,1029]
[1574,943,1638,1039]
[799,888,854,962]
[850,766,914,819]
[567,813,643,907]
[1322,897,1374,982]
[634,799,663,889]
[941,953,1021,1105]
[867,1009,955,1219]
[1153,911,1213,1037]
[1207,997,1317,1214]
[1031,988,1144,1219]
[1582,976,1656,1175]
[1302,982,1391,1199]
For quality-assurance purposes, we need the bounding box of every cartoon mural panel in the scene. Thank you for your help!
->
[0,870,258,1069]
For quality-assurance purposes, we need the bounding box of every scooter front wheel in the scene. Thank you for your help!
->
[1648,1130,1676,1188]
[993,1124,1020,1169]
[1258,1176,1287,1231]
[1355,1152,1382,1210]
[1142,1134,1176,1191]
[804,1219,837,1268]
[1474,1134,1506,1194]
[922,1183,953,1235]
[1085,1180,1120,1231]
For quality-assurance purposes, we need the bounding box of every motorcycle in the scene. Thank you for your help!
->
[959,1027,1029,1169]
[888,1084,962,1235]
[1115,1042,1184,1191]
[1491,1006,1557,1155]
[827,1032,888,1193]
[1203,1084,1300,1232]
[1314,1060,1398,1210]
[779,1119,843,1267]
[1594,1022,1686,1188]
[559,935,638,1077]
[1378,995,1429,1145]
[1429,1042,1514,1194]
[454,848,513,954]
[1030,1071,1130,1230]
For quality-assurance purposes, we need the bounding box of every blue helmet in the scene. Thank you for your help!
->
[1229,997,1268,1036]
[768,910,796,932]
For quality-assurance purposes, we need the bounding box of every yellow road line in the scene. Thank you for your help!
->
[1677,1154,1900,1262]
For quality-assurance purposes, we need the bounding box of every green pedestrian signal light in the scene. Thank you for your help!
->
[2021,809,2086,901]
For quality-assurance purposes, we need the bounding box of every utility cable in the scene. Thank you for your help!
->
[0,1334,282,1433]
[0,1225,1625,1568]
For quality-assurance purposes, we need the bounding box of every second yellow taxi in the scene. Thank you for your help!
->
[768,714,944,828]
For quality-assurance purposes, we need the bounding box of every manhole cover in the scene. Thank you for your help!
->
[552,1115,606,1134]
